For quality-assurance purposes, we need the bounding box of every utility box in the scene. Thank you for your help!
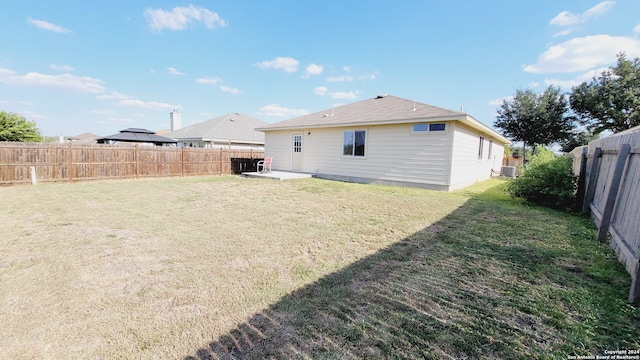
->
[501,166,516,178]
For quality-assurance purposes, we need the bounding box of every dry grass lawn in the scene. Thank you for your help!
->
[1,175,467,359]
[2,176,638,359]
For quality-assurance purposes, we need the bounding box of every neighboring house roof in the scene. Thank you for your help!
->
[164,113,268,144]
[256,94,510,144]
[97,128,177,145]
[68,132,101,144]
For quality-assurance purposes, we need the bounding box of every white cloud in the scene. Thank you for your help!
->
[343,66,352,72]
[27,18,71,33]
[523,35,640,73]
[97,91,181,110]
[550,1,615,26]
[303,63,323,77]
[488,96,514,107]
[544,67,610,89]
[167,67,185,75]
[196,76,222,84]
[330,91,358,100]
[144,5,227,32]
[0,67,105,93]
[257,104,309,117]
[254,57,299,73]
[314,86,327,96]
[359,71,378,81]
[117,99,181,110]
[528,81,540,88]
[327,75,354,82]
[219,86,241,94]
[20,111,48,120]
[553,28,575,38]
[50,64,74,72]
[96,91,128,100]
[85,110,115,115]
[634,23,640,33]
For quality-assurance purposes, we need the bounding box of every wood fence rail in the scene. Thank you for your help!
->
[0,142,264,185]
[570,130,640,303]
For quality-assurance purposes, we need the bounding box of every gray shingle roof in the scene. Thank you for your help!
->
[97,128,177,145]
[256,95,466,130]
[256,95,509,144]
[164,113,268,143]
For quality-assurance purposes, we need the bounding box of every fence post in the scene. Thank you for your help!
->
[631,264,640,303]
[575,147,588,211]
[68,142,73,182]
[596,144,630,242]
[181,147,185,177]
[582,147,602,214]
[220,148,223,175]
[135,144,139,178]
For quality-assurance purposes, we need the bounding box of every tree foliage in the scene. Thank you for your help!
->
[559,130,599,153]
[570,53,640,134]
[507,147,577,211]
[495,86,575,159]
[0,111,43,142]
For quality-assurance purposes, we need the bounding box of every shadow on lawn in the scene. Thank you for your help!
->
[185,187,637,359]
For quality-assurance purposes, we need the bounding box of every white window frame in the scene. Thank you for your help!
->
[412,123,446,133]
[343,130,367,157]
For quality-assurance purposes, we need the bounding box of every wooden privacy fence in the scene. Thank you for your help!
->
[570,130,640,303]
[0,142,264,185]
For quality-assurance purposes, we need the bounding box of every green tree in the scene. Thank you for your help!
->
[559,130,599,153]
[494,86,575,162]
[570,53,640,134]
[0,111,43,142]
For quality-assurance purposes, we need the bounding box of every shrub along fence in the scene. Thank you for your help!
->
[0,142,264,185]
[571,129,640,303]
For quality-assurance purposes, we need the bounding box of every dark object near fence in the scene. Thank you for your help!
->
[230,158,262,174]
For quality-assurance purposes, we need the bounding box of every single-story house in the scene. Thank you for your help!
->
[163,113,268,150]
[97,128,177,146]
[68,132,101,145]
[256,95,510,191]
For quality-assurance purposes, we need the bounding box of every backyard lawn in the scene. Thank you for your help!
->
[1,176,638,359]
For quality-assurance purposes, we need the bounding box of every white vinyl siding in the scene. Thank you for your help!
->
[263,131,294,170]
[449,123,505,190]
[279,123,452,186]
[263,121,506,191]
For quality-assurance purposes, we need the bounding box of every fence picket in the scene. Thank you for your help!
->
[0,143,264,185]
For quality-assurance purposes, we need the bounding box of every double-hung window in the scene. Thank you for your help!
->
[478,137,484,159]
[343,130,366,157]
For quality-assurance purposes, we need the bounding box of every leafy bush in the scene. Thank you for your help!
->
[507,148,577,210]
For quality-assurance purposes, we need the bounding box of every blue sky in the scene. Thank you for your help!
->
[1,1,639,137]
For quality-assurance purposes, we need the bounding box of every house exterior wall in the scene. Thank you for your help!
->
[177,140,264,150]
[265,122,455,190]
[449,122,505,191]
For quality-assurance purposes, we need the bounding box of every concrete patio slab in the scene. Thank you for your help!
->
[241,171,313,180]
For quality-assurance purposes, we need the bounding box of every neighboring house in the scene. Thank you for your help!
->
[97,128,177,146]
[163,113,268,150]
[256,95,510,191]
[68,132,101,145]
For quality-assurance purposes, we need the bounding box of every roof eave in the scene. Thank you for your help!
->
[255,114,467,132]
[257,114,509,145]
